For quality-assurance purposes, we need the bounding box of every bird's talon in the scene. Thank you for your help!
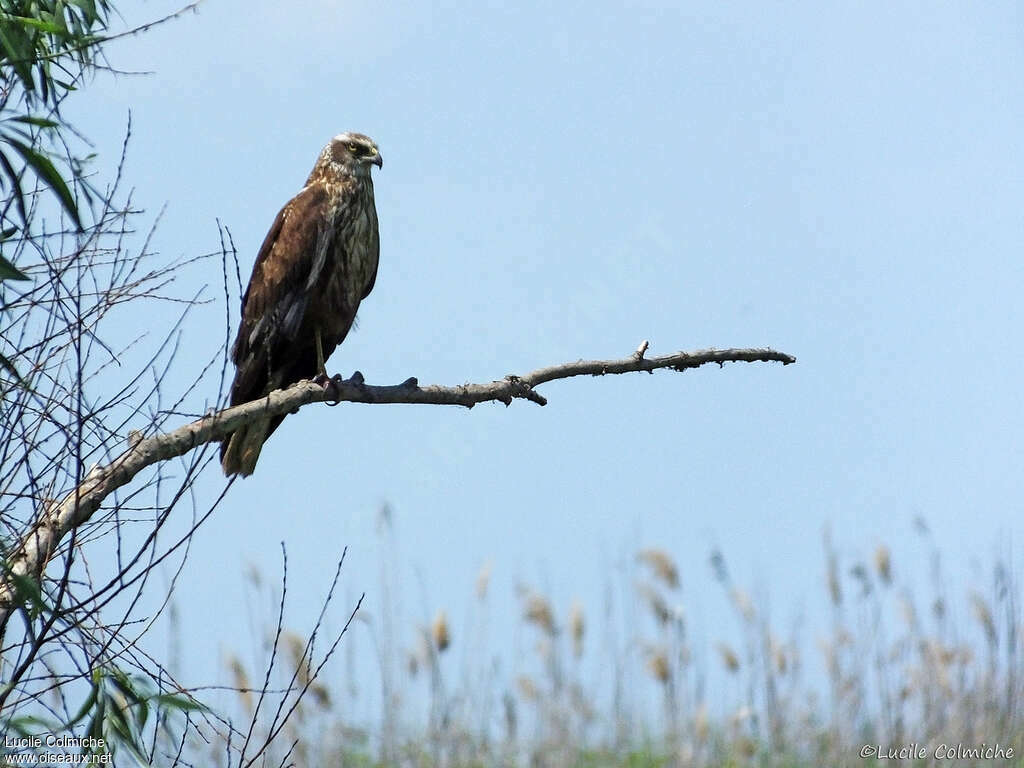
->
[323,376,344,406]
[349,370,365,386]
[401,376,418,389]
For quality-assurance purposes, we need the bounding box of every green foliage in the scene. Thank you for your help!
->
[0,0,112,278]
[574,748,670,768]
[0,0,112,109]
[4,567,52,618]
[0,0,112,395]
[0,251,27,280]
[1,544,205,760]
[2,665,207,765]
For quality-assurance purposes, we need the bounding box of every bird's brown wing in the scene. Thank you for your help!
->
[229,183,332,407]
[360,227,380,300]
[221,183,336,477]
[360,201,381,301]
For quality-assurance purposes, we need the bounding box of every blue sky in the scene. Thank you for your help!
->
[60,0,1023,724]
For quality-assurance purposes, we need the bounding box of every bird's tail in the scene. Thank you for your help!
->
[221,416,271,477]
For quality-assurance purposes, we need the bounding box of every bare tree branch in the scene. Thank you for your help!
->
[0,344,794,637]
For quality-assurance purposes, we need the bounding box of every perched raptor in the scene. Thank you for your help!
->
[221,132,383,477]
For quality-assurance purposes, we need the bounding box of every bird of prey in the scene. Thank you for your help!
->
[221,132,383,477]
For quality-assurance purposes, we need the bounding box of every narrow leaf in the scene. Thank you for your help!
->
[5,16,64,34]
[9,115,60,128]
[63,680,101,729]
[7,138,81,228]
[68,0,100,20]
[0,253,29,280]
[0,26,35,91]
[0,147,29,228]
[153,693,208,713]
[86,698,104,738]
[0,352,28,397]
[7,570,52,614]
[3,714,53,736]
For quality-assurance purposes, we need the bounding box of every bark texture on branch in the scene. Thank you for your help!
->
[0,345,795,635]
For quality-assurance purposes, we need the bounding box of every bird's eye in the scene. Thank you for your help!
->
[348,143,358,152]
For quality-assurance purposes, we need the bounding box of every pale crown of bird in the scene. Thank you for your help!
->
[316,132,382,177]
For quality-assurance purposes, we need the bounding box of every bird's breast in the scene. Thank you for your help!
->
[317,184,379,336]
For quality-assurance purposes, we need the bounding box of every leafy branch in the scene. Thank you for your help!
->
[0,0,113,242]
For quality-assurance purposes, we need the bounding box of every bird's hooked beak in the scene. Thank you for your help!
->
[371,148,383,169]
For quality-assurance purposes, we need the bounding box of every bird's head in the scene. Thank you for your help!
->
[317,132,382,180]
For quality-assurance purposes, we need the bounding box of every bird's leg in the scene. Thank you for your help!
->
[313,328,331,388]
[312,328,345,404]
[315,327,327,377]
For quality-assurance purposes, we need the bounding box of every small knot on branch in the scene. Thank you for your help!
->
[503,375,548,407]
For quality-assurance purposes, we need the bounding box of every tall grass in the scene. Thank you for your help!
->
[204,515,1022,767]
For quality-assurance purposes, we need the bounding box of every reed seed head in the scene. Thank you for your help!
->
[718,643,740,673]
[523,593,556,636]
[638,548,680,589]
[874,545,892,585]
[646,648,671,684]
[569,600,585,658]
[432,610,451,653]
